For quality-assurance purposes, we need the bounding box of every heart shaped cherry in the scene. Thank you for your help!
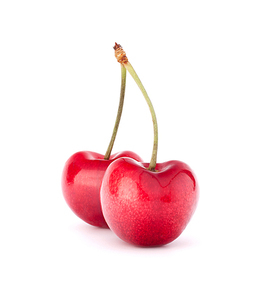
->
[100,43,199,244]
[101,157,198,245]
[62,64,142,228]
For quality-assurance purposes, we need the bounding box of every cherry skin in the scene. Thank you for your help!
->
[100,157,199,245]
[62,151,143,228]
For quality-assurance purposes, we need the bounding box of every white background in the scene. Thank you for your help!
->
[1,1,269,295]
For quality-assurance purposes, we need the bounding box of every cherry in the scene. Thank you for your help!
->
[62,63,142,228]
[101,157,198,246]
[100,43,199,244]
[62,151,142,228]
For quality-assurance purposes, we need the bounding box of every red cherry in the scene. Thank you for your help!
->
[62,151,143,228]
[100,157,199,246]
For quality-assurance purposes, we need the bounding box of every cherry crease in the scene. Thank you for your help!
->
[100,157,199,246]
[62,151,143,228]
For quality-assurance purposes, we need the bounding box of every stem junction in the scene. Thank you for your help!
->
[113,42,158,171]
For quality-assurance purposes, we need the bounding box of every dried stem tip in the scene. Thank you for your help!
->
[113,42,128,64]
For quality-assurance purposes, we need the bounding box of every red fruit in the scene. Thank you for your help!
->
[62,151,143,228]
[100,157,199,246]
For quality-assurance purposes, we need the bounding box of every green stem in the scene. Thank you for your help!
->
[124,61,158,171]
[104,64,126,160]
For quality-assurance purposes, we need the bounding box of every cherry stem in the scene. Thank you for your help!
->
[104,64,126,160]
[124,61,158,171]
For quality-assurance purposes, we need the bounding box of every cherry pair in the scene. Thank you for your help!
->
[62,43,199,246]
